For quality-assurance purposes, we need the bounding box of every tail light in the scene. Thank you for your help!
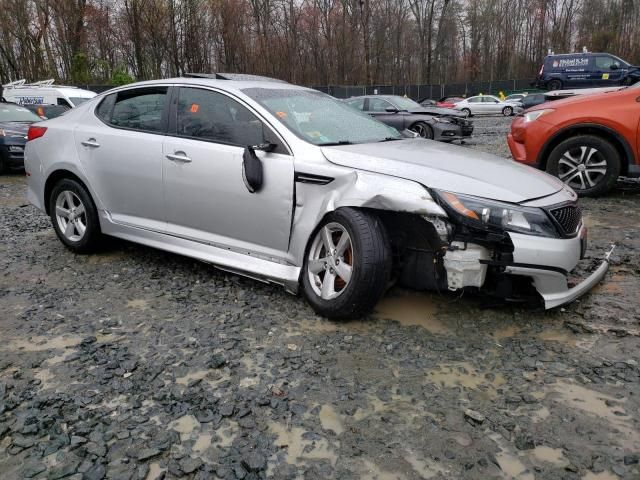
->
[27,126,47,141]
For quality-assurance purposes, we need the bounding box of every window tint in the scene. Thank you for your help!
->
[595,56,619,70]
[111,87,167,132]
[345,98,365,110]
[177,87,264,146]
[368,98,392,112]
[483,97,498,103]
[57,98,72,108]
[96,94,116,123]
[467,97,481,103]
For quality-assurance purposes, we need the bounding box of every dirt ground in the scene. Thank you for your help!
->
[1,115,639,480]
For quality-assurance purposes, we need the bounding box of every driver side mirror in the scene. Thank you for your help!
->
[610,63,619,70]
[385,106,399,113]
[242,146,264,193]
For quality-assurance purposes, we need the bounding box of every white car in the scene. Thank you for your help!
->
[2,79,96,108]
[453,95,520,117]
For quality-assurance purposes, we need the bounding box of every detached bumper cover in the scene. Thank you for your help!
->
[505,245,614,309]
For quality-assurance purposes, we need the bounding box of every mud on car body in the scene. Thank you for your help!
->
[24,77,611,319]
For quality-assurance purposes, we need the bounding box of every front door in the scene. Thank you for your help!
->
[74,86,169,231]
[162,86,294,256]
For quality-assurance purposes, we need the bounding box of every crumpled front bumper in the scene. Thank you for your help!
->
[505,228,614,309]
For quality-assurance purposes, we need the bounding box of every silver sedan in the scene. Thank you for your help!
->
[453,95,522,117]
[24,77,610,318]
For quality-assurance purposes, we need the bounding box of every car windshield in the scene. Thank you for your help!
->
[0,104,41,122]
[69,97,91,106]
[243,88,402,145]
[389,97,421,110]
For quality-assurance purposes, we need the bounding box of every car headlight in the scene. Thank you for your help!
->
[435,191,558,238]
[522,108,554,122]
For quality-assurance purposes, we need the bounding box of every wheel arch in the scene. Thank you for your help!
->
[44,169,97,215]
[537,123,636,175]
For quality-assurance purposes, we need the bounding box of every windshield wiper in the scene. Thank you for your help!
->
[317,140,353,146]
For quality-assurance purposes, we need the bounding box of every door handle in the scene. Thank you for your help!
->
[81,138,100,148]
[166,152,192,163]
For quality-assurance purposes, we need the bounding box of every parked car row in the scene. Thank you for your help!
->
[21,75,616,319]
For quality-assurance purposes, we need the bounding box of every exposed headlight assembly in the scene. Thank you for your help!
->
[436,191,558,238]
[522,108,555,122]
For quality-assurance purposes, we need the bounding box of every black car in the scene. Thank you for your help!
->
[344,95,473,141]
[534,52,640,90]
[0,103,42,173]
[24,104,70,120]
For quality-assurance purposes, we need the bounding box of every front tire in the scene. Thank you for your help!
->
[502,106,513,116]
[410,121,434,139]
[547,79,562,91]
[302,208,391,319]
[546,135,620,197]
[49,178,102,252]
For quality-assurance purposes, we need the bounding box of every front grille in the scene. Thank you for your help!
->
[550,204,582,235]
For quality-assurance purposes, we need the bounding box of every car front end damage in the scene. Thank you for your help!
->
[387,189,612,309]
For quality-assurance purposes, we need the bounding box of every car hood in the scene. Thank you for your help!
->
[0,121,30,141]
[321,138,565,203]
[411,107,464,117]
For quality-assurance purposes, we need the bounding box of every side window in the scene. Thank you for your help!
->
[595,56,617,70]
[176,87,264,146]
[467,97,481,103]
[346,98,365,110]
[95,94,116,123]
[368,98,392,112]
[57,97,72,108]
[110,87,168,132]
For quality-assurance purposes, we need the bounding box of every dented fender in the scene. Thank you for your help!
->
[287,169,447,266]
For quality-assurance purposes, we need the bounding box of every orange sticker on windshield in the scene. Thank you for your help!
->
[190,103,199,113]
[276,111,287,118]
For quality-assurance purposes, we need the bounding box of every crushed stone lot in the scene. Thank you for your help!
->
[1,115,640,480]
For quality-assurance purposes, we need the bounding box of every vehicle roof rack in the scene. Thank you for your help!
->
[26,79,56,87]
[183,72,288,83]
[3,79,26,88]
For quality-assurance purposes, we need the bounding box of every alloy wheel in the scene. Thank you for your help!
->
[307,222,354,300]
[410,123,432,139]
[557,146,607,190]
[55,190,87,242]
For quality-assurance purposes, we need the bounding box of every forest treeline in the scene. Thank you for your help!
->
[1,0,639,86]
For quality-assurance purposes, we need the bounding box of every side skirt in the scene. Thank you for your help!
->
[99,214,301,294]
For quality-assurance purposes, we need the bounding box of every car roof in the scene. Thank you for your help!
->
[113,77,312,95]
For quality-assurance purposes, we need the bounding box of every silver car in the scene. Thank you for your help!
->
[453,95,522,117]
[24,77,612,318]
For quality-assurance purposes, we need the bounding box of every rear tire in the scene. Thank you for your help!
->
[461,108,472,117]
[302,208,391,319]
[547,79,562,91]
[410,121,434,140]
[546,135,620,197]
[502,106,513,116]
[49,178,102,253]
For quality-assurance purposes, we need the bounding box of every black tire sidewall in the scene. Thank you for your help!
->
[548,80,562,91]
[49,178,102,252]
[412,122,433,139]
[502,106,513,116]
[461,108,471,117]
[301,208,390,319]
[546,135,621,197]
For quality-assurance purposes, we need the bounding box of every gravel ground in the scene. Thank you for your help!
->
[1,116,639,480]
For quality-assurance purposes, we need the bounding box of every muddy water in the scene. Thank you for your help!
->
[582,472,620,480]
[319,404,344,435]
[268,421,338,466]
[427,362,505,396]
[7,335,82,352]
[145,463,165,480]
[375,291,449,334]
[530,446,568,467]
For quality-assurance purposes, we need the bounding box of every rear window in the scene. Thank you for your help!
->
[102,87,168,133]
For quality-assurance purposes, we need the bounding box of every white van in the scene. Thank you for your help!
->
[2,79,97,108]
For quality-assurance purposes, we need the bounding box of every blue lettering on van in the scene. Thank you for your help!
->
[17,96,45,105]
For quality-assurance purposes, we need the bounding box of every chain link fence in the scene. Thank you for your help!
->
[313,78,537,100]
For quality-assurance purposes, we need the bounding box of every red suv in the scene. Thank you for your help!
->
[508,84,640,196]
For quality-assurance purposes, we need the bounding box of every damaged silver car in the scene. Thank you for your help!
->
[24,77,613,319]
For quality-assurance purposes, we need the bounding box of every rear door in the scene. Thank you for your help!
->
[74,86,169,231]
[162,86,294,254]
